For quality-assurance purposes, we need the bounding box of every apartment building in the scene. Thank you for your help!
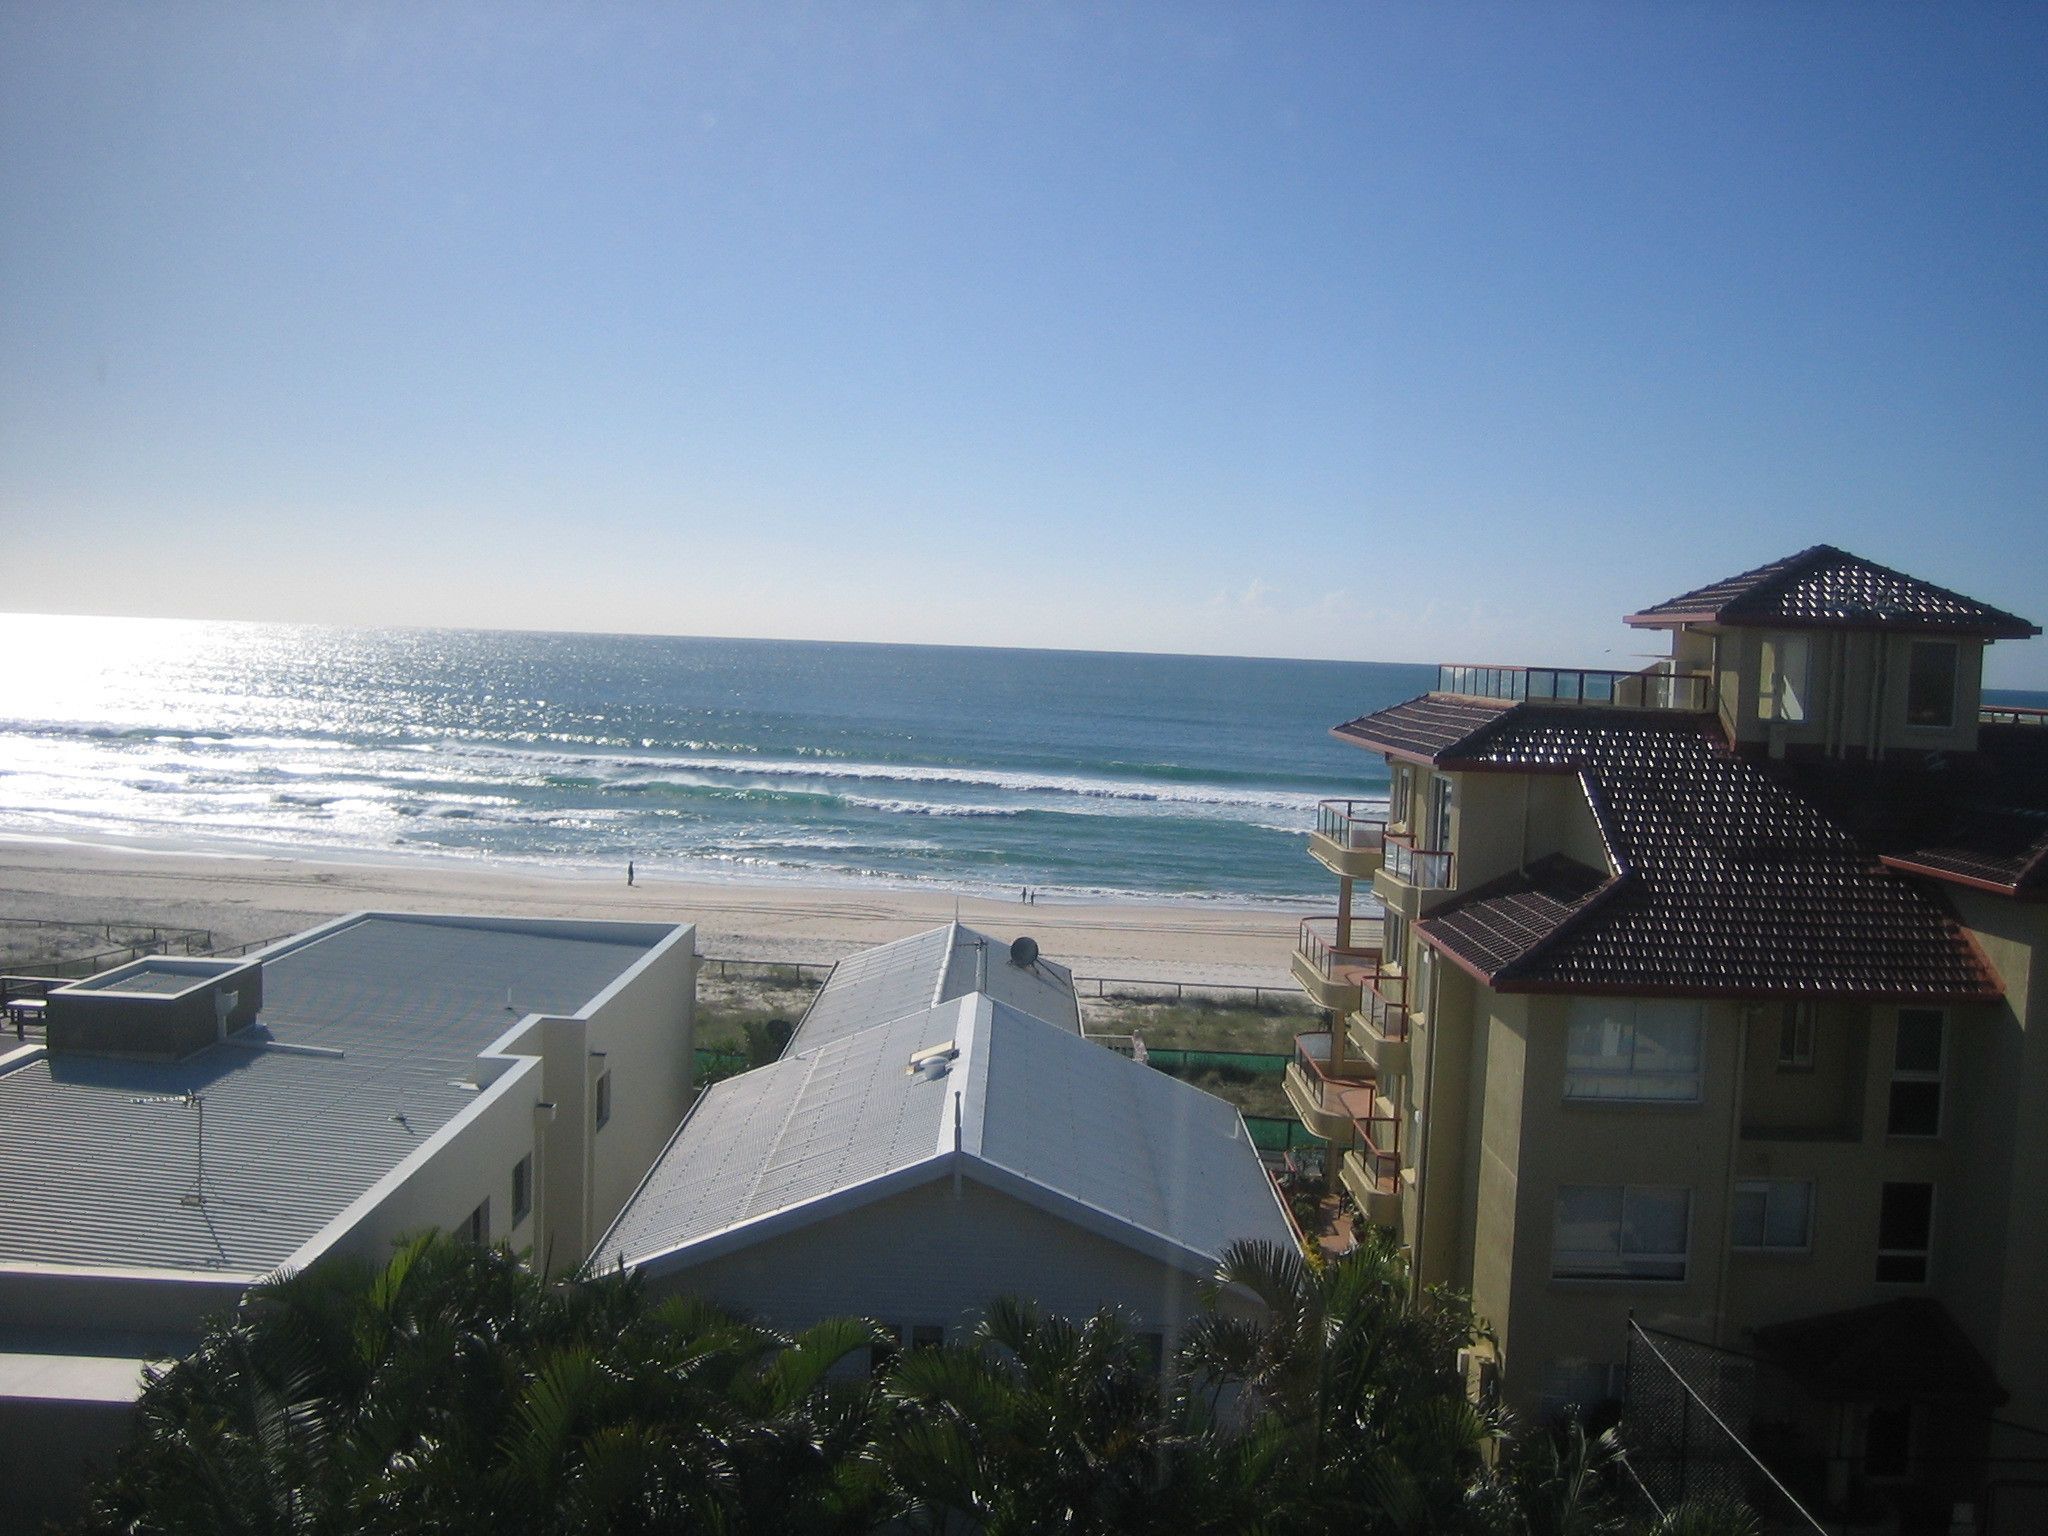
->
[1291,546,2046,1521]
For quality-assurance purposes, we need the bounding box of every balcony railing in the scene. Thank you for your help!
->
[1351,1105,1401,1189]
[1315,800,1386,851]
[1363,972,1409,1042]
[1981,705,2048,727]
[1296,918,1381,985]
[1437,663,1712,712]
[1381,832,1454,891]
[1294,1032,1371,1091]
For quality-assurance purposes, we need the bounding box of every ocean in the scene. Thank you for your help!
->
[0,615,1435,905]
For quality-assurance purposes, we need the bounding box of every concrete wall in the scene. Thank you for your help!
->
[1492,996,1740,1415]
[640,1174,1258,1360]
[1950,892,2048,1441]
[1706,624,1986,761]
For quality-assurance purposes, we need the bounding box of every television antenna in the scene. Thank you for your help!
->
[132,1092,207,1207]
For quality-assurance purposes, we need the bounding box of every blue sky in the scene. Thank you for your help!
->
[4,5,2045,683]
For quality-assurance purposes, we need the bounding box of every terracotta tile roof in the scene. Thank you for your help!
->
[1403,707,1996,999]
[1421,855,1609,979]
[1331,694,1514,762]
[1625,545,2038,639]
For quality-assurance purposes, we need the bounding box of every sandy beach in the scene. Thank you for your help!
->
[0,839,1308,987]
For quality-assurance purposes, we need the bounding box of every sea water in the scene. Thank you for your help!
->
[0,615,1433,904]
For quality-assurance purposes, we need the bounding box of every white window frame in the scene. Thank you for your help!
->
[1564,998,1706,1103]
[1388,764,1413,829]
[1731,1179,1814,1252]
[465,1198,489,1246]
[1876,1181,1935,1285]
[1758,633,1811,723]
[1427,775,1454,851]
[1552,1184,1692,1282]
[1886,1008,1945,1139]
[1903,640,1960,730]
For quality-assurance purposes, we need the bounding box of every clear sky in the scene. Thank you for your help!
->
[4,4,2045,683]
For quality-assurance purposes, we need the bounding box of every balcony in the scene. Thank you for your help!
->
[1289,917,1381,1014]
[1283,1031,1377,1144]
[1436,662,1712,713]
[1309,799,1386,880]
[1338,1099,1404,1228]
[1981,705,2048,727]
[1373,831,1457,919]
[1347,971,1411,1076]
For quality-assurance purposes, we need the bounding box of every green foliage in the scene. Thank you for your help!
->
[69,1232,1760,1536]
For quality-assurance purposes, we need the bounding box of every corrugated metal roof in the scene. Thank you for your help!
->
[600,987,1291,1278]
[0,915,668,1276]
[787,922,1080,1053]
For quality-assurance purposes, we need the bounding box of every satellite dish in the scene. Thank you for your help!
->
[1009,936,1039,969]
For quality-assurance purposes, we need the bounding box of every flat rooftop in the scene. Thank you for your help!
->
[0,913,678,1277]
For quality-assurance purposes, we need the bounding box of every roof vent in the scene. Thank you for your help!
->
[1009,935,1039,968]
[907,1040,960,1079]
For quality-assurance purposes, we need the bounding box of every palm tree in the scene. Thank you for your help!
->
[874,1295,1229,1536]
[1178,1226,1510,1535]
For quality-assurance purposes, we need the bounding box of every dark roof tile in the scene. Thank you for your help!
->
[1332,694,1514,762]
[1626,545,2038,638]
[1416,708,1995,998]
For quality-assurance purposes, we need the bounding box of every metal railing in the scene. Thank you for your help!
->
[1437,663,1712,712]
[1296,917,1380,980]
[1348,1114,1401,1192]
[1363,972,1409,1041]
[1294,1031,1371,1089]
[1981,705,2048,727]
[1315,799,1386,850]
[1381,832,1455,890]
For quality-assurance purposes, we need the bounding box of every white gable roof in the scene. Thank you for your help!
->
[596,991,1293,1283]
[786,922,1081,1054]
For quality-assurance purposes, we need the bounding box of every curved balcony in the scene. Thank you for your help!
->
[1337,1088,1403,1228]
[1289,918,1381,1014]
[1347,971,1411,1077]
[1283,1031,1377,1144]
[1309,799,1386,880]
[1373,831,1457,919]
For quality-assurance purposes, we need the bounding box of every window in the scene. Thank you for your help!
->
[1905,641,1959,729]
[1427,775,1454,851]
[1565,999,1704,1101]
[1384,910,1408,971]
[1863,1403,1913,1477]
[1732,1179,1813,1251]
[1886,1009,1944,1137]
[594,1070,613,1129]
[1415,944,1437,1023]
[464,1199,489,1246]
[512,1154,533,1225]
[1553,1185,1691,1281]
[1777,1002,1815,1071]
[911,1324,944,1351]
[1876,1182,1934,1284]
[1757,634,1810,723]
[1389,765,1413,828]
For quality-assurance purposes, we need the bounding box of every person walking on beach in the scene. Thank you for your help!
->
[627,860,635,887]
